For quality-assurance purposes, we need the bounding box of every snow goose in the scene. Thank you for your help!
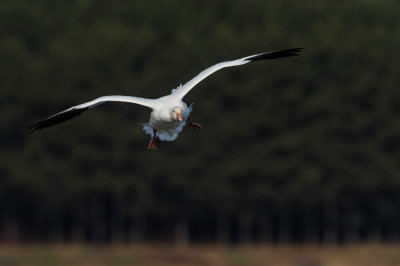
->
[27,48,303,150]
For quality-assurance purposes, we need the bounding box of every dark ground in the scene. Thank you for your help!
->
[0,244,399,266]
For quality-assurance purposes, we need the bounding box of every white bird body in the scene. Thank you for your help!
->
[146,95,191,141]
[28,48,303,149]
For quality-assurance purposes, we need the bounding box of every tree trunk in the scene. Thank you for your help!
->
[174,215,189,245]
[238,212,253,244]
[216,213,230,244]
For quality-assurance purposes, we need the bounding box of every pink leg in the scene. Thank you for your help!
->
[148,129,161,150]
[188,117,202,131]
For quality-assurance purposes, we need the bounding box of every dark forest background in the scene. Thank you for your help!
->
[1,0,400,244]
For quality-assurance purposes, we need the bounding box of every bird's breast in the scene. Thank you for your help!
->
[149,109,175,130]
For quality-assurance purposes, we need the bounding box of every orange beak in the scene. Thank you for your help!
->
[176,113,183,122]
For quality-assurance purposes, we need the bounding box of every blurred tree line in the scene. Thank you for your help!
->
[1,0,400,244]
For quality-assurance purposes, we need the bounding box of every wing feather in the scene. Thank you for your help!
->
[173,48,303,99]
[27,95,156,132]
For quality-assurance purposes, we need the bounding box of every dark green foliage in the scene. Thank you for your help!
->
[1,0,400,243]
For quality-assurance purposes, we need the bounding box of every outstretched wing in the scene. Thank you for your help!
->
[27,95,156,132]
[172,48,303,99]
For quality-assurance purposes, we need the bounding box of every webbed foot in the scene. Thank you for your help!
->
[148,129,161,150]
[188,117,202,131]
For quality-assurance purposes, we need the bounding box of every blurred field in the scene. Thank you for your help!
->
[0,244,399,266]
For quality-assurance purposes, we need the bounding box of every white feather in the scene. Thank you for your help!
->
[29,49,302,146]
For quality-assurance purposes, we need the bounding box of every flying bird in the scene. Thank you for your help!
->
[27,48,303,150]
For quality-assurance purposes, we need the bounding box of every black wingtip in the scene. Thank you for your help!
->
[26,120,49,133]
[26,107,89,133]
[246,48,304,62]
[26,123,40,133]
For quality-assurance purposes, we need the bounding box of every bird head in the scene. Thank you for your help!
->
[172,107,183,122]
